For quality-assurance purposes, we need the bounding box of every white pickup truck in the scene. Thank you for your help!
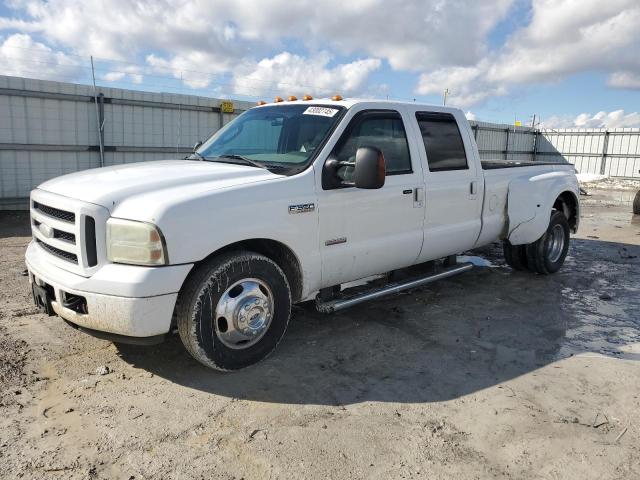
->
[26,98,580,370]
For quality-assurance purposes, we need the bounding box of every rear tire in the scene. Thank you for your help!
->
[503,241,528,270]
[525,210,570,274]
[176,251,292,371]
[633,190,640,215]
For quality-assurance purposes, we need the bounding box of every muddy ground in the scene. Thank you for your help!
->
[1,188,639,480]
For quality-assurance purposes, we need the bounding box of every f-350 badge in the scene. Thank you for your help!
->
[288,203,315,214]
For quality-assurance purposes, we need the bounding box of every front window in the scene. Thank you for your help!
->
[191,104,345,173]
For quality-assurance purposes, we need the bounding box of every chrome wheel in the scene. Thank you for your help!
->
[546,223,565,263]
[214,278,274,349]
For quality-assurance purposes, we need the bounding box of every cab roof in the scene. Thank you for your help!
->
[253,97,463,114]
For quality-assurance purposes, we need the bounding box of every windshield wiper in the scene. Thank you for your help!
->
[186,151,207,161]
[216,154,271,170]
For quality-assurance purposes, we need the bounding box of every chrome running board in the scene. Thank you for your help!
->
[315,262,473,313]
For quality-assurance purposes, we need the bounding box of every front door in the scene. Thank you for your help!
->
[316,108,426,287]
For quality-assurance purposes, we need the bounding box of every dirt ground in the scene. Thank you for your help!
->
[1,187,639,480]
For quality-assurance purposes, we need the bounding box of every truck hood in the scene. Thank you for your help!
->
[38,160,284,211]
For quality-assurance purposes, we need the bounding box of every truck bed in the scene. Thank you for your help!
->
[481,160,570,170]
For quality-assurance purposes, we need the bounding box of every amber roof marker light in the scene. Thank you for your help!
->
[303,94,313,101]
[288,95,298,101]
[274,96,284,103]
[257,100,267,106]
[332,94,343,101]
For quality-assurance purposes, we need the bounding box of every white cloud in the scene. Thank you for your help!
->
[608,71,640,89]
[0,0,512,96]
[416,0,640,107]
[1,0,638,109]
[541,110,640,129]
[100,65,144,84]
[145,53,222,89]
[232,52,381,98]
[465,111,477,121]
[101,71,124,82]
[0,33,82,81]
[416,63,508,108]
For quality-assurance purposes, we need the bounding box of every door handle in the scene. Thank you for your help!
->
[470,181,478,195]
[414,187,424,208]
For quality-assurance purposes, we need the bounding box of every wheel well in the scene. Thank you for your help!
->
[553,191,578,232]
[199,239,304,302]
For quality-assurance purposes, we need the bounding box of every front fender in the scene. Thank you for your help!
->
[507,170,579,245]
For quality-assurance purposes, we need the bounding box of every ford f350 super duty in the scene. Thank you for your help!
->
[26,98,580,370]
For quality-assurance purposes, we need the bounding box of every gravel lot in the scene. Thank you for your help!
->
[1,187,639,480]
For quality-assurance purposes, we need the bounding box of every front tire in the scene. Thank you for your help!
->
[176,251,292,371]
[525,210,570,274]
[633,190,640,215]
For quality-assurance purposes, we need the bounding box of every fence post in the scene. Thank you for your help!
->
[599,130,609,175]
[98,93,105,161]
[90,56,105,167]
[504,128,510,160]
[532,129,538,162]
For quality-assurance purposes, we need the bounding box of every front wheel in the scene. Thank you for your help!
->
[633,190,640,215]
[525,210,570,274]
[176,251,292,371]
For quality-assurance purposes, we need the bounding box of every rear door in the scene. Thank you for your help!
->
[407,110,484,261]
[316,107,426,287]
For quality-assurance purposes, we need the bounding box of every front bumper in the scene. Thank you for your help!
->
[26,241,193,337]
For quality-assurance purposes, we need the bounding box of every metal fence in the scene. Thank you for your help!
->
[471,121,538,163]
[537,128,640,178]
[1,75,639,209]
[0,75,251,209]
[470,121,640,178]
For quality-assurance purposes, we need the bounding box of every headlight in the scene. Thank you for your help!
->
[106,218,167,266]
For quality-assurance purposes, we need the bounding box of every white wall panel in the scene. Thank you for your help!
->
[2,75,638,209]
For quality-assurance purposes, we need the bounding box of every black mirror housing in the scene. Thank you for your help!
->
[354,146,385,189]
[193,141,203,152]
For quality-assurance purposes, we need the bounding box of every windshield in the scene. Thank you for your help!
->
[192,104,344,173]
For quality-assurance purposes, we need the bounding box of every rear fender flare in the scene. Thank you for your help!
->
[506,171,578,245]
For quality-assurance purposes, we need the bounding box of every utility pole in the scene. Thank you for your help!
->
[443,88,450,106]
[90,56,105,168]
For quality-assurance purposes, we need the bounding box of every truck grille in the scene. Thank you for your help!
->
[33,201,76,223]
[30,194,101,275]
[33,219,76,244]
[54,230,76,243]
[36,239,79,263]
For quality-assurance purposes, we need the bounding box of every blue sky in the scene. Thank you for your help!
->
[0,0,639,127]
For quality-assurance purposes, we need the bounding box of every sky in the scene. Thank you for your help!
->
[0,0,639,127]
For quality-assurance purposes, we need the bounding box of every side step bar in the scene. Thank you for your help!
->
[315,262,473,313]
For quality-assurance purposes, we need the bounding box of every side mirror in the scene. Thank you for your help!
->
[354,146,385,189]
[193,141,202,152]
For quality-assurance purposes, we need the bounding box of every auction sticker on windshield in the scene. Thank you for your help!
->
[303,106,339,117]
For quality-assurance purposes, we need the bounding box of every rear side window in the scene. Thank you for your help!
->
[416,112,468,172]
